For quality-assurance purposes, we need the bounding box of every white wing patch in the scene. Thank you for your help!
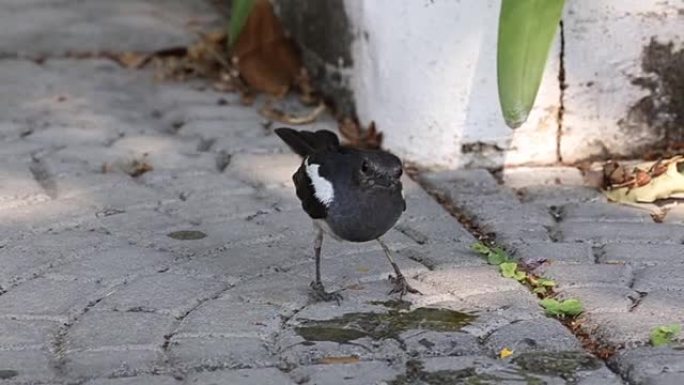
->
[305,158,334,207]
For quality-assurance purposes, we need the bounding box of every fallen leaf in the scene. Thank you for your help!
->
[604,156,684,204]
[499,347,514,359]
[319,356,360,365]
[113,52,152,69]
[232,0,301,96]
[259,100,326,125]
[339,118,383,149]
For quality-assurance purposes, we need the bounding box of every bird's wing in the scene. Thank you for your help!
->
[292,163,327,219]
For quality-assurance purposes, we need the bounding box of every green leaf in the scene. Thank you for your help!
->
[514,270,527,281]
[650,324,681,347]
[497,0,565,128]
[470,242,510,265]
[533,287,548,295]
[540,298,561,316]
[537,278,556,287]
[500,262,518,278]
[540,298,583,318]
[228,0,255,48]
[558,299,583,316]
[488,248,510,265]
[471,242,491,256]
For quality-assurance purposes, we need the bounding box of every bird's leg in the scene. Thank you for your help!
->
[377,238,421,298]
[309,227,342,304]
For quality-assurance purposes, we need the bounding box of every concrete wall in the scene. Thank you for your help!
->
[276,0,684,169]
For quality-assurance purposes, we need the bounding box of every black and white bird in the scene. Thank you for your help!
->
[275,127,420,302]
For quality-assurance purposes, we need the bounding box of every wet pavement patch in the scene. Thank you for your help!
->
[0,370,18,380]
[389,359,546,385]
[513,351,602,381]
[295,307,475,343]
[167,230,207,240]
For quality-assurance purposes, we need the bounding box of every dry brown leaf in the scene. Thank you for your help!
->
[339,118,383,149]
[259,101,325,125]
[319,356,360,365]
[232,0,301,96]
[114,52,152,69]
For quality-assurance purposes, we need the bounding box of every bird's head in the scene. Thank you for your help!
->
[351,150,403,189]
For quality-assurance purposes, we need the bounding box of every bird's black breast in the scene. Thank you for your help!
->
[292,163,327,219]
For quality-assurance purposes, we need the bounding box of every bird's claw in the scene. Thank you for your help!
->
[310,281,343,304]
[388,274,421,298]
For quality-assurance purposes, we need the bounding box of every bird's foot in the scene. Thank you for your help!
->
[388,274,421,298]
[310,281,343,304]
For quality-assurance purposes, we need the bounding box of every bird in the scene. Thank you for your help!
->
[275,127,420,303]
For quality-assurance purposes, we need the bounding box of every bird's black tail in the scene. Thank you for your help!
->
[274,127,340,157]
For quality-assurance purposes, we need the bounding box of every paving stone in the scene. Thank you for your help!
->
[633,266,684,292]
[467,203,556,228]
[174,299,282,339]
[227,153,301,189]
[493,226,554,244]
[420,169,501,195]
[288,247,429,287]
[512,242,596,264]
[186,368,296,385]
[633,290,684,319]
[538,264,633,289]
[415,266,522,297]
[46,246,173,286]
[224,273,309,312]
[600,244,684,267]
[661,205,684,225]
[460,306,544,339]
[559,203,654,223]
[0,229,124,288]
[557,287,640,313]
[168,336,276,370]
[484,318,583,356]
[85,376,181,385]
[64,349,162,379]
[502,166,586,188]
[556,222,684,244]
[0,277,103,321]
[96,273,228,318]
[277,328,405,367]
[517,185,605,206]
[288,361,401,385]
[584,312,676,347]
[610,347,684,385]
[401,330,484,357]
[66,311,175,351]
[0,319,59,350]
[0,0,222,55]
[0,349,55,384]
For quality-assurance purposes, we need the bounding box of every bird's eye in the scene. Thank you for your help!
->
[361,161,370,174]
[395,168,403,178]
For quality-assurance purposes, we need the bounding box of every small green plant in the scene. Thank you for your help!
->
[471,242,558,298]
[471,242,510,265]
[500,262,526,281]
[650,324,681,347]
[539,298,583,318]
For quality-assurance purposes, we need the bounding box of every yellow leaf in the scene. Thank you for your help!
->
[605,156,684,203]
[500,347,514,359]
[356,266,369,273]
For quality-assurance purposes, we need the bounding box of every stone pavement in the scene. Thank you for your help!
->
[0,1,674,385]
[421,167,684,385]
